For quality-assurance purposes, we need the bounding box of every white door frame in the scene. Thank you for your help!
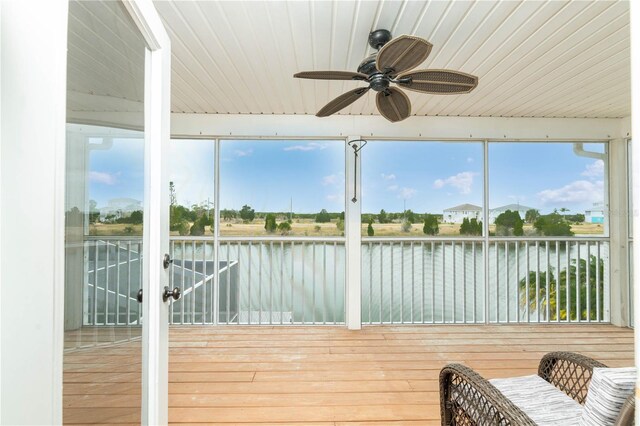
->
[120,0,172,424]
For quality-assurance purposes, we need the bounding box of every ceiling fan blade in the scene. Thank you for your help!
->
[376,35,433,77]
[294,71,368,81]
[316,87,370,117]
[376,88,411,123]
[396,69,478,94]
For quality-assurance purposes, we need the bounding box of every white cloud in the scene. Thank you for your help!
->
[387,184,399,191]
[284,142,327,152]
[433,171,476,195]
[581,160,604,179]
[234,149,253,157]
[381,173,396,181]
[398,187,416,199]
[89,171,117,185]
[537,180,604,205]
[322,174,340,186]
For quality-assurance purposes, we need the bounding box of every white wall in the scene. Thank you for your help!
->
[0,1,68,424]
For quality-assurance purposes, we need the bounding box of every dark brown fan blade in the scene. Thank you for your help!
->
[376,35,433,76]
[396,69,478,94]
[316,87,370,117]
[294,71,368,81]
[376,88,411,123]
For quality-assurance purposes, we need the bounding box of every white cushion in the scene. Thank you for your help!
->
[490,374,583,426]
[579,367,636,426]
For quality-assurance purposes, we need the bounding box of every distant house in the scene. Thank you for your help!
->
[443,203,482,223]
[489,204,536,224]
[585,202,605,224]
[99,197,142,221]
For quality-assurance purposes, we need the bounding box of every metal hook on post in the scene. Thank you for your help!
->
[347,139,367,203]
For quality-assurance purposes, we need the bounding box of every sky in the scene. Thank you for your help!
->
[88,138,607,216]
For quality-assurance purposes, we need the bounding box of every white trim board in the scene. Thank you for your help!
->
[170,113,628,140]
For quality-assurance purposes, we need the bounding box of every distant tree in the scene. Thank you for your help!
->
[123,226,134,235]
[339,211,345,221]
[525,209,540,224]
[566,214,585,223]
[401,219,412,232]
[495,210,524,236]
[277,221,291,236]
[221,209,237,221]
[129,210,143,224]
[315,209,331,223]
[239,204,255,223]
[378,209,389,224]
[534,213,574,236]
[423,214,439,235]
[404,209,417,224]
[336,218,344,232]
[169,181,177,206]
[367,219,375,237]
[362,214,374,224]
[264,213,277,233]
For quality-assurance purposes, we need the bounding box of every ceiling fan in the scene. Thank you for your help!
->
[294,29,478,123]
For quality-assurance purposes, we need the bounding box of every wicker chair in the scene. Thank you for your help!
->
[439,351,635,425]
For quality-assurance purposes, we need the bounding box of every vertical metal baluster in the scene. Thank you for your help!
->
[105,241,110,325]
[431,241,435,323]
[535,241,540,323]
[202,240,207,324]
[301,241,305,324]
[291,242,294,324]
[400,241,404,323]
[421,242,425,323]
[138,242,143,325]
[462,241,466,324]
[525,242,530,323]
[127,241,132,325]
[556,241,561,322]
[115,242,121,325]
[576,242,581,322]
[322,243,327,325]
[442,241,445,323]
[269,241,274,325]
[516,241,520,323]
[390,243,394,323]
[505,242,509,322]
[452,241,457,323]
[181,241,185,325]
[281,241,285,325]
[248,241,252,324]
[191,241,196,324]
[546,241,550,322]
[227,242,232,325]
[259,242,263,325]
[93,241,99,325]
[411,242,415,323]
[586,242,591,322]
[472,242,477,323]
[566,241,571,322]
[312,242,316,325]
[379,242,383,324]
[334,242,338,325]
[596,241,601,321]
[495,242,499,322]
[369,242,373,324]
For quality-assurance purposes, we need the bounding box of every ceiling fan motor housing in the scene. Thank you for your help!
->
[368,29,392,49]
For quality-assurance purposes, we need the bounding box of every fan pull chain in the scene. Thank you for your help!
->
[348,139,367,203]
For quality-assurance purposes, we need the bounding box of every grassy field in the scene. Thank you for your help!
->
[91,219,605,238]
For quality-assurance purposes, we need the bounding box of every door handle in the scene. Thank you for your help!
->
[163,286,181,302]
[137,289,143,303]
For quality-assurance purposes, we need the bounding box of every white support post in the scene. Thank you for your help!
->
[608,138,629,326]
[345,136,362,330]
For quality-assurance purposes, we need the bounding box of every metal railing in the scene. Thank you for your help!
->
[84,237,143,326]
[169,237,346,325]
[361,237,609,325]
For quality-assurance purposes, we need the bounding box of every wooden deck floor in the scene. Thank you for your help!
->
[64,324,634,425]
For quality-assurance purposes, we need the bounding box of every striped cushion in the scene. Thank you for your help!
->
[579,367,636,426]
[490,375,583,425]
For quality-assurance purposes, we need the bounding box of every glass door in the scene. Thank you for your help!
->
[64,0,170,423]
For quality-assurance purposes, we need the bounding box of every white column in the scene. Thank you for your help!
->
[0,1,68,424]
[345,136,362,330]
[608,138,629,326]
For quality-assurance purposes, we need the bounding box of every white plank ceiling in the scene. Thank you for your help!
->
[157,1,629,119]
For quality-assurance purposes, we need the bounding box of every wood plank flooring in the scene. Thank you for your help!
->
[64,324,634,425]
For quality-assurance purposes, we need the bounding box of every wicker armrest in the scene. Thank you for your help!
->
[440,363,536,425]
[537,351,607,404]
